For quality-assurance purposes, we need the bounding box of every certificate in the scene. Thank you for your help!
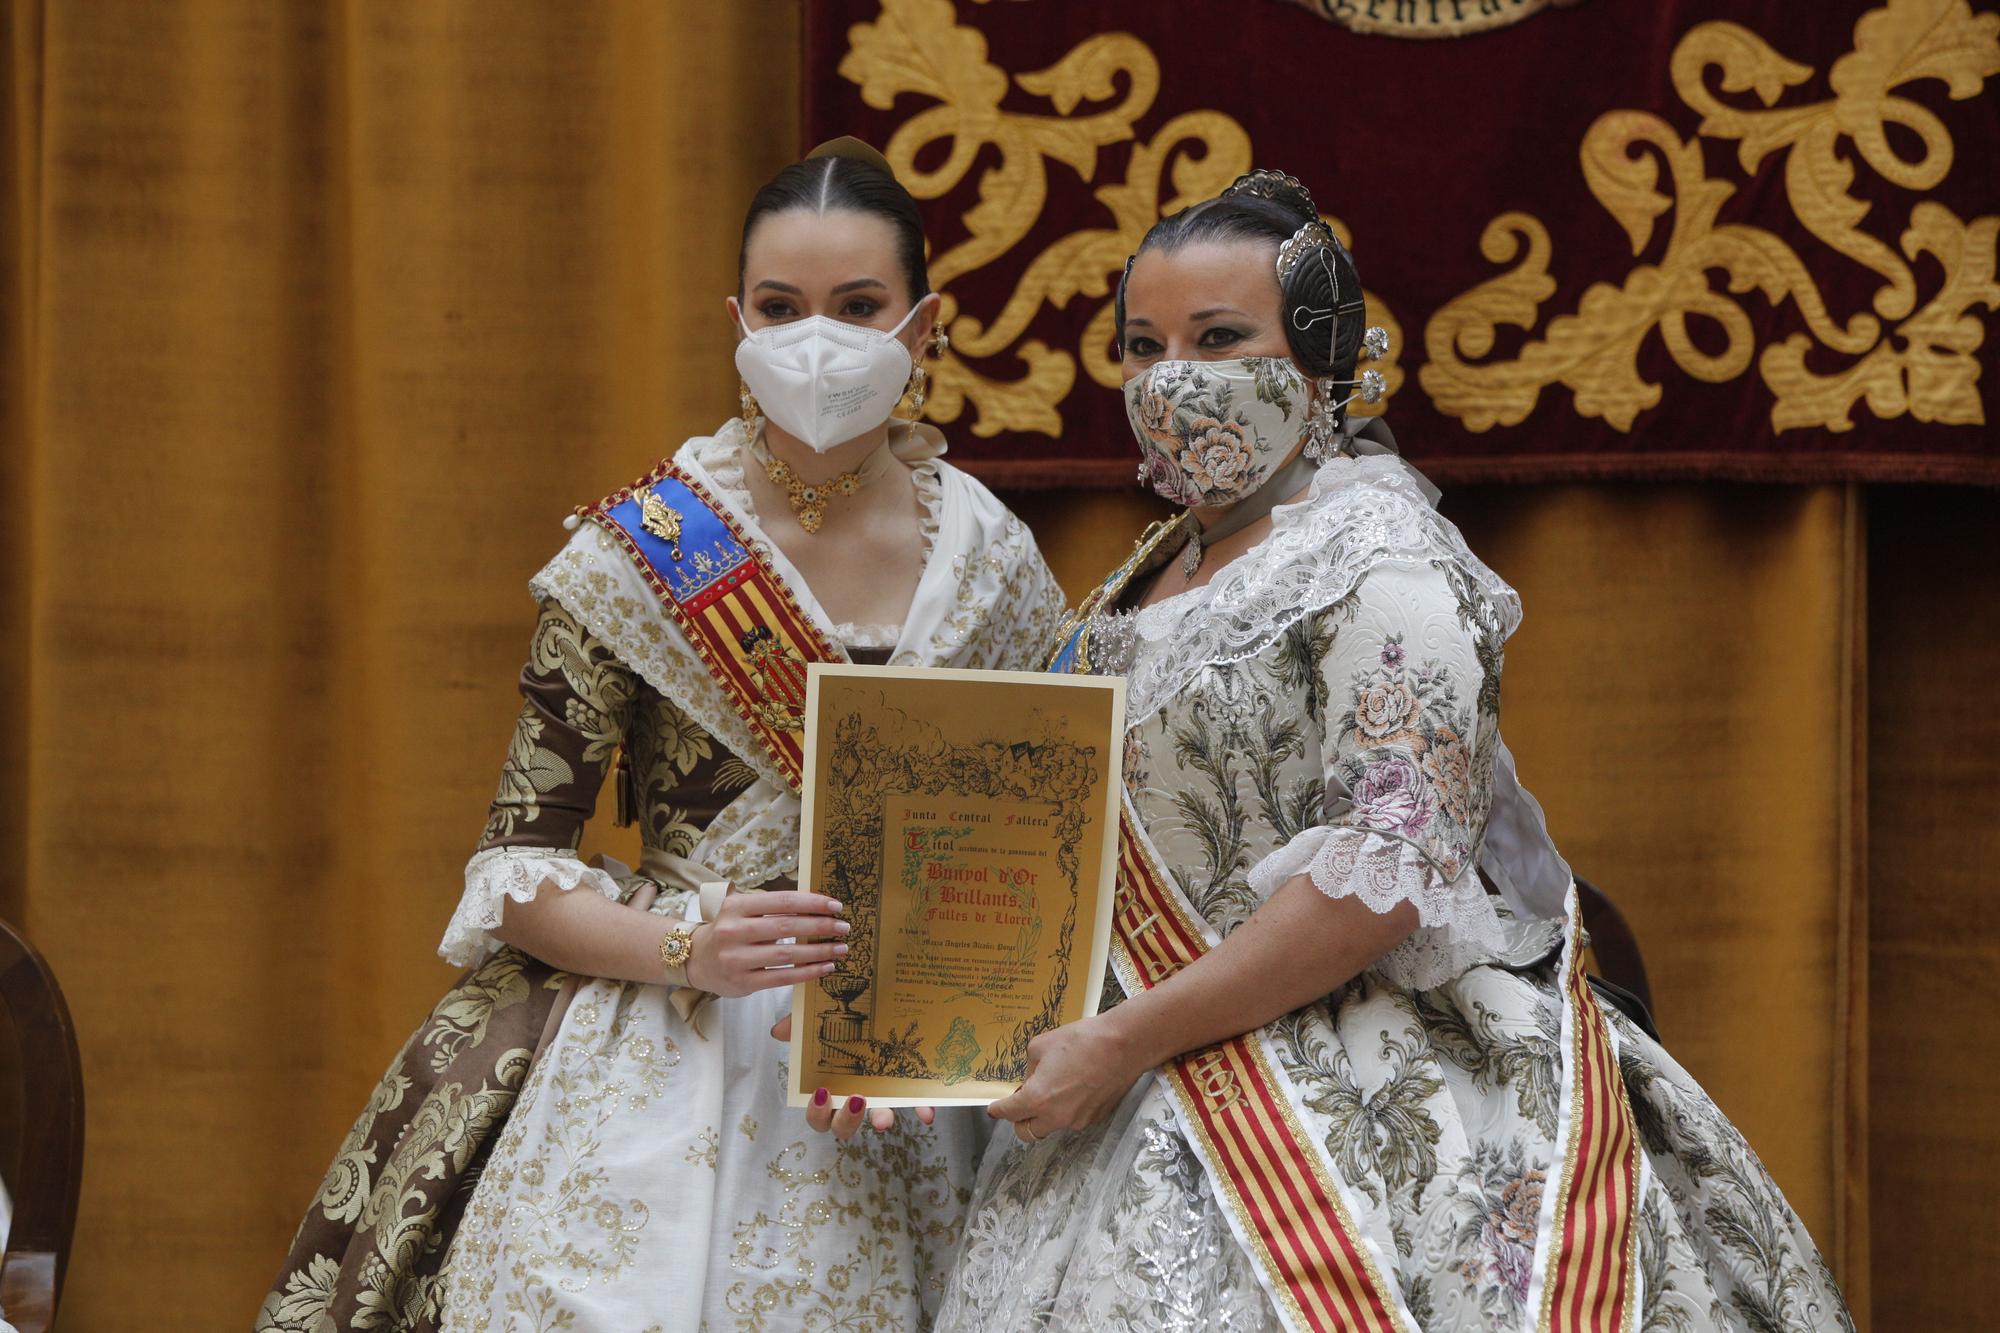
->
[787,665,1125,1107]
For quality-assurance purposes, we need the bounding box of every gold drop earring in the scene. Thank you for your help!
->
[739,379,761,426]
[903,325,950,420]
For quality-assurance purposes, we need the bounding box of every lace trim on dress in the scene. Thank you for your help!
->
[438,846,625,967]
[696,423,756,509]
[909,452,944,549]
[1120,455,1521,732]
[1248,824,1511,991]
[530,524,785,792]
[831,622,905,650]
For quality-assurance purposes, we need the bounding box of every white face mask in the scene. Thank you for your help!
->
[735,303,920,452]
[1123,356,1312,506]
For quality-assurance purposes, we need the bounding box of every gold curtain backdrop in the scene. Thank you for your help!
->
[0,2,1992,1328]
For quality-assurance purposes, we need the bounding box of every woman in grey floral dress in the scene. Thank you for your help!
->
[934,172,1852,1332]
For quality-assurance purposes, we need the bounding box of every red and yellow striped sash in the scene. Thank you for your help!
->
[580,460,844,794]
[1112,801,1414,1333]
[1532,890,1643,1333]
[1116,802,1643,1333]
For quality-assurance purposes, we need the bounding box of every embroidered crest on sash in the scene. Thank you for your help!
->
[639,485,685,557]
[741,625,810,732]
[580,461,845,791]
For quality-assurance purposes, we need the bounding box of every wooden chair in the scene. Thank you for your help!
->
[1575,878,1657,1033]
[0,919,83,1333]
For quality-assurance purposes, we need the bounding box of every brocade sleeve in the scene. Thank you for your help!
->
[438,600,742,966]
[1246,560,1510,989]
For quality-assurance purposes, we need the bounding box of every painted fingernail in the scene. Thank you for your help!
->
[834,943,849,957]
[822,962,838,974]
[833,920,852,935]
[813,1087,829,1107]
[846,1096,864,1114]
[828,900,846,913]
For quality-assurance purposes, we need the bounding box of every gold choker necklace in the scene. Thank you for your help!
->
[755,439,874,534]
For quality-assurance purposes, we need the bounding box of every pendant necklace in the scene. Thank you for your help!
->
[753,430,885,534]
[1179,451,1323,580]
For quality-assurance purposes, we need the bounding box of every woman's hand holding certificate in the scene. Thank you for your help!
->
[683,890,852,996]
[983,1011,1147,1141]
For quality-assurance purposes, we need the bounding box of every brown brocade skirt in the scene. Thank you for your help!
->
[255,946,572,1332]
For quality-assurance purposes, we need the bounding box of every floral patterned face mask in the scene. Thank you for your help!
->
[1123,356,1312,507]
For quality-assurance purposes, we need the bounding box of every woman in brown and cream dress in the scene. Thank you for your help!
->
[260,141,1065,1333]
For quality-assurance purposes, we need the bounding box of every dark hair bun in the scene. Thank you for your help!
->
[1117,167,1366,427]
[805,136,898,177]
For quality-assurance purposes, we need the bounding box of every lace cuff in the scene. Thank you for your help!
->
[1248,824,1509,990]
[438,846,626,967]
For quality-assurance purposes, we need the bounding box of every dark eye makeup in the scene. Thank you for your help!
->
[1123,323,1253,359]
[753,296,888,323]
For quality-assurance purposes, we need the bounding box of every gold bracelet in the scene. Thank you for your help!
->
[659,923,697,983]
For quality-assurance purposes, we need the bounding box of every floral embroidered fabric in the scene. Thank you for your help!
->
[265,421,1068,1333]
[1242,559,1514,989]
[430,426,1061,1331]
[1118,453,1519,734]
[936,455,1851,1333]
[439,600,753,966]
[1112,556,1518,991]
[1125,356,1315,506]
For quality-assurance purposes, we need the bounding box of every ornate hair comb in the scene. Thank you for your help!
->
[1276,219,1340,283]
[1224,168,1317,216]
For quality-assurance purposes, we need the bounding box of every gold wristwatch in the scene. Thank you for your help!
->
[659,923,699,985]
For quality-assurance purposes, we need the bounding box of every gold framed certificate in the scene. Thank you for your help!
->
[787,664,1125,1107]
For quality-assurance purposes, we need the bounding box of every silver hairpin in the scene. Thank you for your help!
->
[1331,369,1387,410]
[1289,246,1365,334]
[1302,367,1388,461]
[1294,296,1368,333]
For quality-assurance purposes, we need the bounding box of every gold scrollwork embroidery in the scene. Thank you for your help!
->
[1421,0,2000,435]
[1186,1045,1246,1114]
[840,0,1403,439]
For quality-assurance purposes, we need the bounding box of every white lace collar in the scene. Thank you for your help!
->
[1112,454,1522,731]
